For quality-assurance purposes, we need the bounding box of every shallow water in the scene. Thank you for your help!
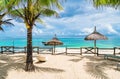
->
[0,36,120,48]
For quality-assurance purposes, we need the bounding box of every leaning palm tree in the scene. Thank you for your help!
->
[8,0,64,71]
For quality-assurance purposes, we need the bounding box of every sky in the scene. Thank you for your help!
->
[1,0,120,38]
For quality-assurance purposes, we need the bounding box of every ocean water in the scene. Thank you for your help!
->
[0,36,120,48]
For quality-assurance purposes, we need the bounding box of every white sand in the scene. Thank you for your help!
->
[0,49,120,79]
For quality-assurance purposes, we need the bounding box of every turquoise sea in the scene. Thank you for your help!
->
[0,36,120,48]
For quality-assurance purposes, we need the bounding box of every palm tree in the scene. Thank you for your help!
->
[93,0,120,9]
[8,0,64,71]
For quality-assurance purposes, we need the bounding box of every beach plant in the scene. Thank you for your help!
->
[6,0,64,71]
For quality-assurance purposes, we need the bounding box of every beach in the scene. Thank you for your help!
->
[0,49,120,79]
[1,0,120,79]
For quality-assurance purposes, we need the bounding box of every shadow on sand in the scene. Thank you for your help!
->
[84,56,119,79]
[0,54,65,79]
[35,66,65,73]
[66,55,119,79]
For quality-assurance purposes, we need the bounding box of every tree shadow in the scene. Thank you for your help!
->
[114,68,120,71]
[69,58,82,62]
[0,54,65,79]
[65,54,84,62]
[65,54,79,57]
[35,66,65,73]
[84,56,105,61]
[35,61,46,64]
[69,56,84,62]
[84,56,119,79]
[0,55,25,79]
[85,62,109,79]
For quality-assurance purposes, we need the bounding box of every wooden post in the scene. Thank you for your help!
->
[52,47,54,55]
[37,47,39,54]
[24,47,27,53]
[97,47,99,56]
[80,47,82,55]
[1,47,3,54]
[13,46,14,54]
[66,47,67,55]
[0,47,1,53]
[113,47,115,56]
[53,45,55,55]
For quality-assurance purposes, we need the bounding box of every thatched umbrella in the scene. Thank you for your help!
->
[42,34,63,54]
[84,26,108,55]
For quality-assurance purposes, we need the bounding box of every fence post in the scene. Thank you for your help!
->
[66,47,67,55]
[37,47,39,54]
[13,46,14,54]
[97,47,99,56]
[80,47,82,55]
[1,47,3,54]
[24,47,26,53]
[52,47,53,55]
[113,47,115,55]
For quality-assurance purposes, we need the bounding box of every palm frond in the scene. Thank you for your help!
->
[36,18,44,24]
[41,8,58,17]
[2,21,14,26]
[0,26,4,31]
[0,13,6,20]
[35,0,52,7]
[56,2,63,10]
[93,0,120,9]
[50,0,64,10]
[9,8,24,19]
[0,18,14,31]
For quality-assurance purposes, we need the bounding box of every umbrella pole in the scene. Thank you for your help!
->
[94,40,96,54]
[54,45,55,55]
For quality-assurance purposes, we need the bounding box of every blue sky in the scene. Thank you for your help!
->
[1,0,120,38]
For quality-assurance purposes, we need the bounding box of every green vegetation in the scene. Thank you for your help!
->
[93,0,120,9]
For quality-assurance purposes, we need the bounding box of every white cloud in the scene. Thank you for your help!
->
[101,24,119,34]
[1,0,120,37]
[81,28,93,33]
[33,27,43,35]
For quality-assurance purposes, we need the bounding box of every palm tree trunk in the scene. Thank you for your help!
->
[25,28,35,71]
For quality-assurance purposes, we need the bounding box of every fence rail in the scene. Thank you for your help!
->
[0,46,53,54]
[65,47,120,56]
[0,46,120,56]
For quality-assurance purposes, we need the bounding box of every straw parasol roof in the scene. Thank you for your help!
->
[42,34,63,54]
[44,35,63,46]
[84,27,107,40]
[84,26,108,55]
